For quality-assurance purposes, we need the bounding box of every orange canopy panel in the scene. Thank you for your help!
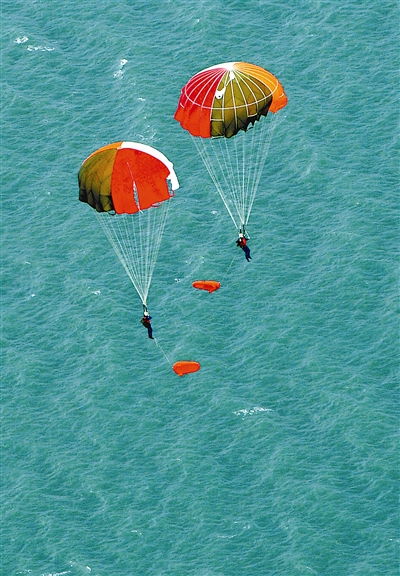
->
[192,280,221,293]
[173,361,201,377]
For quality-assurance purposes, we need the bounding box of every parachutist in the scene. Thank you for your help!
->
[174,64,287,241]
[236,233,252,261]
[78,142,179,316]
[141,311,154,339]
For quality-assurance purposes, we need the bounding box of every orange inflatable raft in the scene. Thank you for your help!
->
[172,361,201,377]
[192,280,220,293]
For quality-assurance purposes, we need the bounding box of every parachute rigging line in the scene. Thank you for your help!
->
[96,200,170,306]
[192,115,277,231]
[219,256,236,284]
[154,337,173,367]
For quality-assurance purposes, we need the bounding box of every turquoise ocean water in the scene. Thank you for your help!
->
[2,1,399,574]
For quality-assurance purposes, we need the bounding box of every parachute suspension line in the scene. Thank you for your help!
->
[193,134,247,229]
[192,115,277,231]
[244,114,278,227]
[136,200,170,305]
[220,135,244,224]
[96,212,146,303]
[96,200,170,306]
[239,125,247,227]
[228,132,246,227]
[193,136,238,229]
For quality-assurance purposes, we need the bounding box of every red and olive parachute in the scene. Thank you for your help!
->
[175,62,287,232]
[79,141,179,307]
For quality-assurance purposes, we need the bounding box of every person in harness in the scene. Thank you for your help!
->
[141,309,154,339]
[236,231,252,262]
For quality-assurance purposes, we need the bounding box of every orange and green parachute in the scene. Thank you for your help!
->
[78,141,179,307]
[174,62,287,233]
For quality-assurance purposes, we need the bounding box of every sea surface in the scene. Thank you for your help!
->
[1,1,399,575]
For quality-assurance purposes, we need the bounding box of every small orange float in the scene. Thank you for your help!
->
[172,361,201,377]
[192,280,220,293]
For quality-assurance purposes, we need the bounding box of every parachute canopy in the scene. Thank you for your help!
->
[78,142,179,307]
[192,280,221,293]
[174,63,287,232]
[79,141,179,213]
[174,62,287,139]
[173,361,201,377]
